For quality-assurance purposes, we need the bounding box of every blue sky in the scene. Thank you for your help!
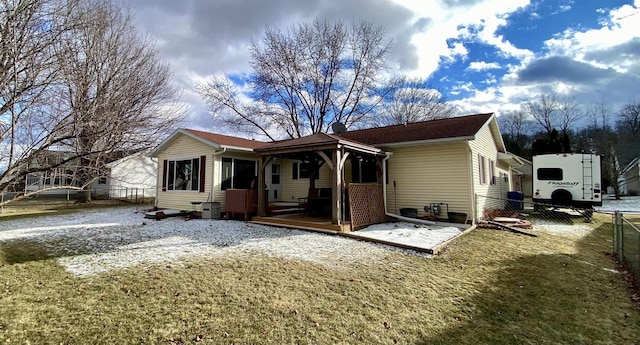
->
[130,0,640,133]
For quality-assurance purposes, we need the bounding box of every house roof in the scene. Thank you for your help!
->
[254,132,382,156]
[339,113,495,146]
[149,128,268,157]
[182,129,267,150]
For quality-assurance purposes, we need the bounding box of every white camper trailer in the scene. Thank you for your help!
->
[532,153,602,209]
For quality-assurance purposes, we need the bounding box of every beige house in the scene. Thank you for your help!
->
[151,113,520,227]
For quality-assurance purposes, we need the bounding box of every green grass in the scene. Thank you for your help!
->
[0,199,150,219]
[0,214,638,344]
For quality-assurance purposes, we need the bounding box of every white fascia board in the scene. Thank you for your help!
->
[377,136,474,148]
[220,145,257,152]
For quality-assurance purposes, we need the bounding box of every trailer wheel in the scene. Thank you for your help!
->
[551,189,572,206]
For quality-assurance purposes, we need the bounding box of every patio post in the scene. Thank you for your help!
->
[332,149,342,225]
[257,155,269,217]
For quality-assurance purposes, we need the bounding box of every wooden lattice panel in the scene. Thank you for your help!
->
[349,183,386,230]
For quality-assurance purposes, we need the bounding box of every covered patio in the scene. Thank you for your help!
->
[252,133,388,232]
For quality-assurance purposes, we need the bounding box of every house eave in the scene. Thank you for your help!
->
[498,152,525,167]
[377,136,475,148]
[220,145,259,152]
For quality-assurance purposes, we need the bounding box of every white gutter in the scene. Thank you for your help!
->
[378,136,475,148]
[381,151,438,226]
[210,148,227,202]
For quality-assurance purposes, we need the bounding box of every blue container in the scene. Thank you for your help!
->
[507,191,524,210]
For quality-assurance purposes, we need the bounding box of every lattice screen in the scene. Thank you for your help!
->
[349,183,386,230]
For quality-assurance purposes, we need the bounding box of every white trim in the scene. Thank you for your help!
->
[377,136,475,148]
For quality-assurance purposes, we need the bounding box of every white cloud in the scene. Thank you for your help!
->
[468,61,501,71]
[390,0,532,78]
[544,2,640,57]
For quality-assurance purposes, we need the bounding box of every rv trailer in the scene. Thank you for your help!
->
[532,153,602,210]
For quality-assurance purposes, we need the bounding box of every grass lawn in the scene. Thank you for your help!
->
[0,214,639,344]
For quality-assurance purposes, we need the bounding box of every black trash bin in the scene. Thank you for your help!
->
[507,191,524,210]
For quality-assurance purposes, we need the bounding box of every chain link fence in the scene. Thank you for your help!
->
[475,194,594,225]
[0,187,154,214]
[613,212,640,283]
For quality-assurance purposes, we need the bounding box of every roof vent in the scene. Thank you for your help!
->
[332,122,347,135]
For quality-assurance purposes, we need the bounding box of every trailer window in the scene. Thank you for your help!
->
[537,168,563,181]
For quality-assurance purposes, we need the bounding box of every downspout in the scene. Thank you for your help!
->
[210,148,227,202]
[382,152,438,225]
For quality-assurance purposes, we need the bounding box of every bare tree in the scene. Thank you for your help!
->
[53,0,182,201]
[524,93,558,134]
[586,99,611,130]
[0,0,78,192]
[374,77,456,126]
[498,109,534,144]
[197,18,391,140]
[617,99,640,139]
[525,92,584,135]
[557,96,583,133]
[0,0,183,204]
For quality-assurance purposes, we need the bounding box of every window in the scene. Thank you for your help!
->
[271,164,280,184]
[292,161,319,180]
[98,177,107,185]
[489,159,495,185]
[478,154,487,185]
[537,168,563,181]
[221,157,257,190]
[166,157,201,191]
[351,157,378,183]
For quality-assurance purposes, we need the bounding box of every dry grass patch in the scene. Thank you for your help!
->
[0,214,639,344]
[0,199,144,219]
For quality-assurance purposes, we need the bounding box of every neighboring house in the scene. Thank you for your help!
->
[22,150,111,196]
[149,129,268,210]
[105,150,158,198]
[620,157,639,195]
[152,113,519,225]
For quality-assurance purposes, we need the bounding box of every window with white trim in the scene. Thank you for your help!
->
[166,158,200,191]
[478,154,487,185]
[489,159,496,185]
[221,157,257,190]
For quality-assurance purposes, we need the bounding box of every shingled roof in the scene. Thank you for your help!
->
[339,113,494,146]
[254,132,382,156]
[182,129,267,149]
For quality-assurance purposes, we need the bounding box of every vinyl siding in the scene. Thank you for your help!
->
[625,164,639,194]
[468,124,509,219]
[109,154,157,197]
[385,142,471,217]
[281,158,332,201]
